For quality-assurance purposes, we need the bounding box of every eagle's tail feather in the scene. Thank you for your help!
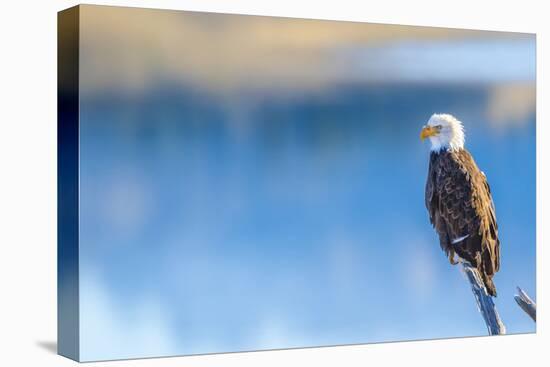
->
[482,273,497,297]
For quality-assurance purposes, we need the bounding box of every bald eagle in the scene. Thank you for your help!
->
[421,114,500,297]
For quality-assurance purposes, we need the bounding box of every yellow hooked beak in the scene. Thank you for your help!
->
[420,125,439,141]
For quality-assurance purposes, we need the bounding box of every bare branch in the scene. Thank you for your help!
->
[514,287,536,322]
[461,262,506,335]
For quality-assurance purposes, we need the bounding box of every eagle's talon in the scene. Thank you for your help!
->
[449,253,458,265]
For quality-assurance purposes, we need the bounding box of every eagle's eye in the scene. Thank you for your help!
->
[435,125,443,130]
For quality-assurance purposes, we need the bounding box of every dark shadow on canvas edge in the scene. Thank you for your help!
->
[36,340,57,354]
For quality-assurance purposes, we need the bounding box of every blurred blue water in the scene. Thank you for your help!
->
[77,80,535,360]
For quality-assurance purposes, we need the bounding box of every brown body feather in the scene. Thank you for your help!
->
[425,149,500,296]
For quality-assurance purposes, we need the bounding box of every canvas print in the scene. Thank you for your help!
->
[58,4,536,362]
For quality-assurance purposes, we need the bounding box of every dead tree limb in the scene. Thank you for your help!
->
[514,286,536,322]
[461,262,506,335]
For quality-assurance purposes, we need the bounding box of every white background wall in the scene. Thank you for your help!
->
[0,0,547,365]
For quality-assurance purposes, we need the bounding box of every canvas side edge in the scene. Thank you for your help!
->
[57,5,80,362]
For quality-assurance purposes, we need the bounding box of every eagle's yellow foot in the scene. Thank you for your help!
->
[448,251,458,265]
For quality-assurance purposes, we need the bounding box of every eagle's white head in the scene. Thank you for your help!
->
[420,113,465,152]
